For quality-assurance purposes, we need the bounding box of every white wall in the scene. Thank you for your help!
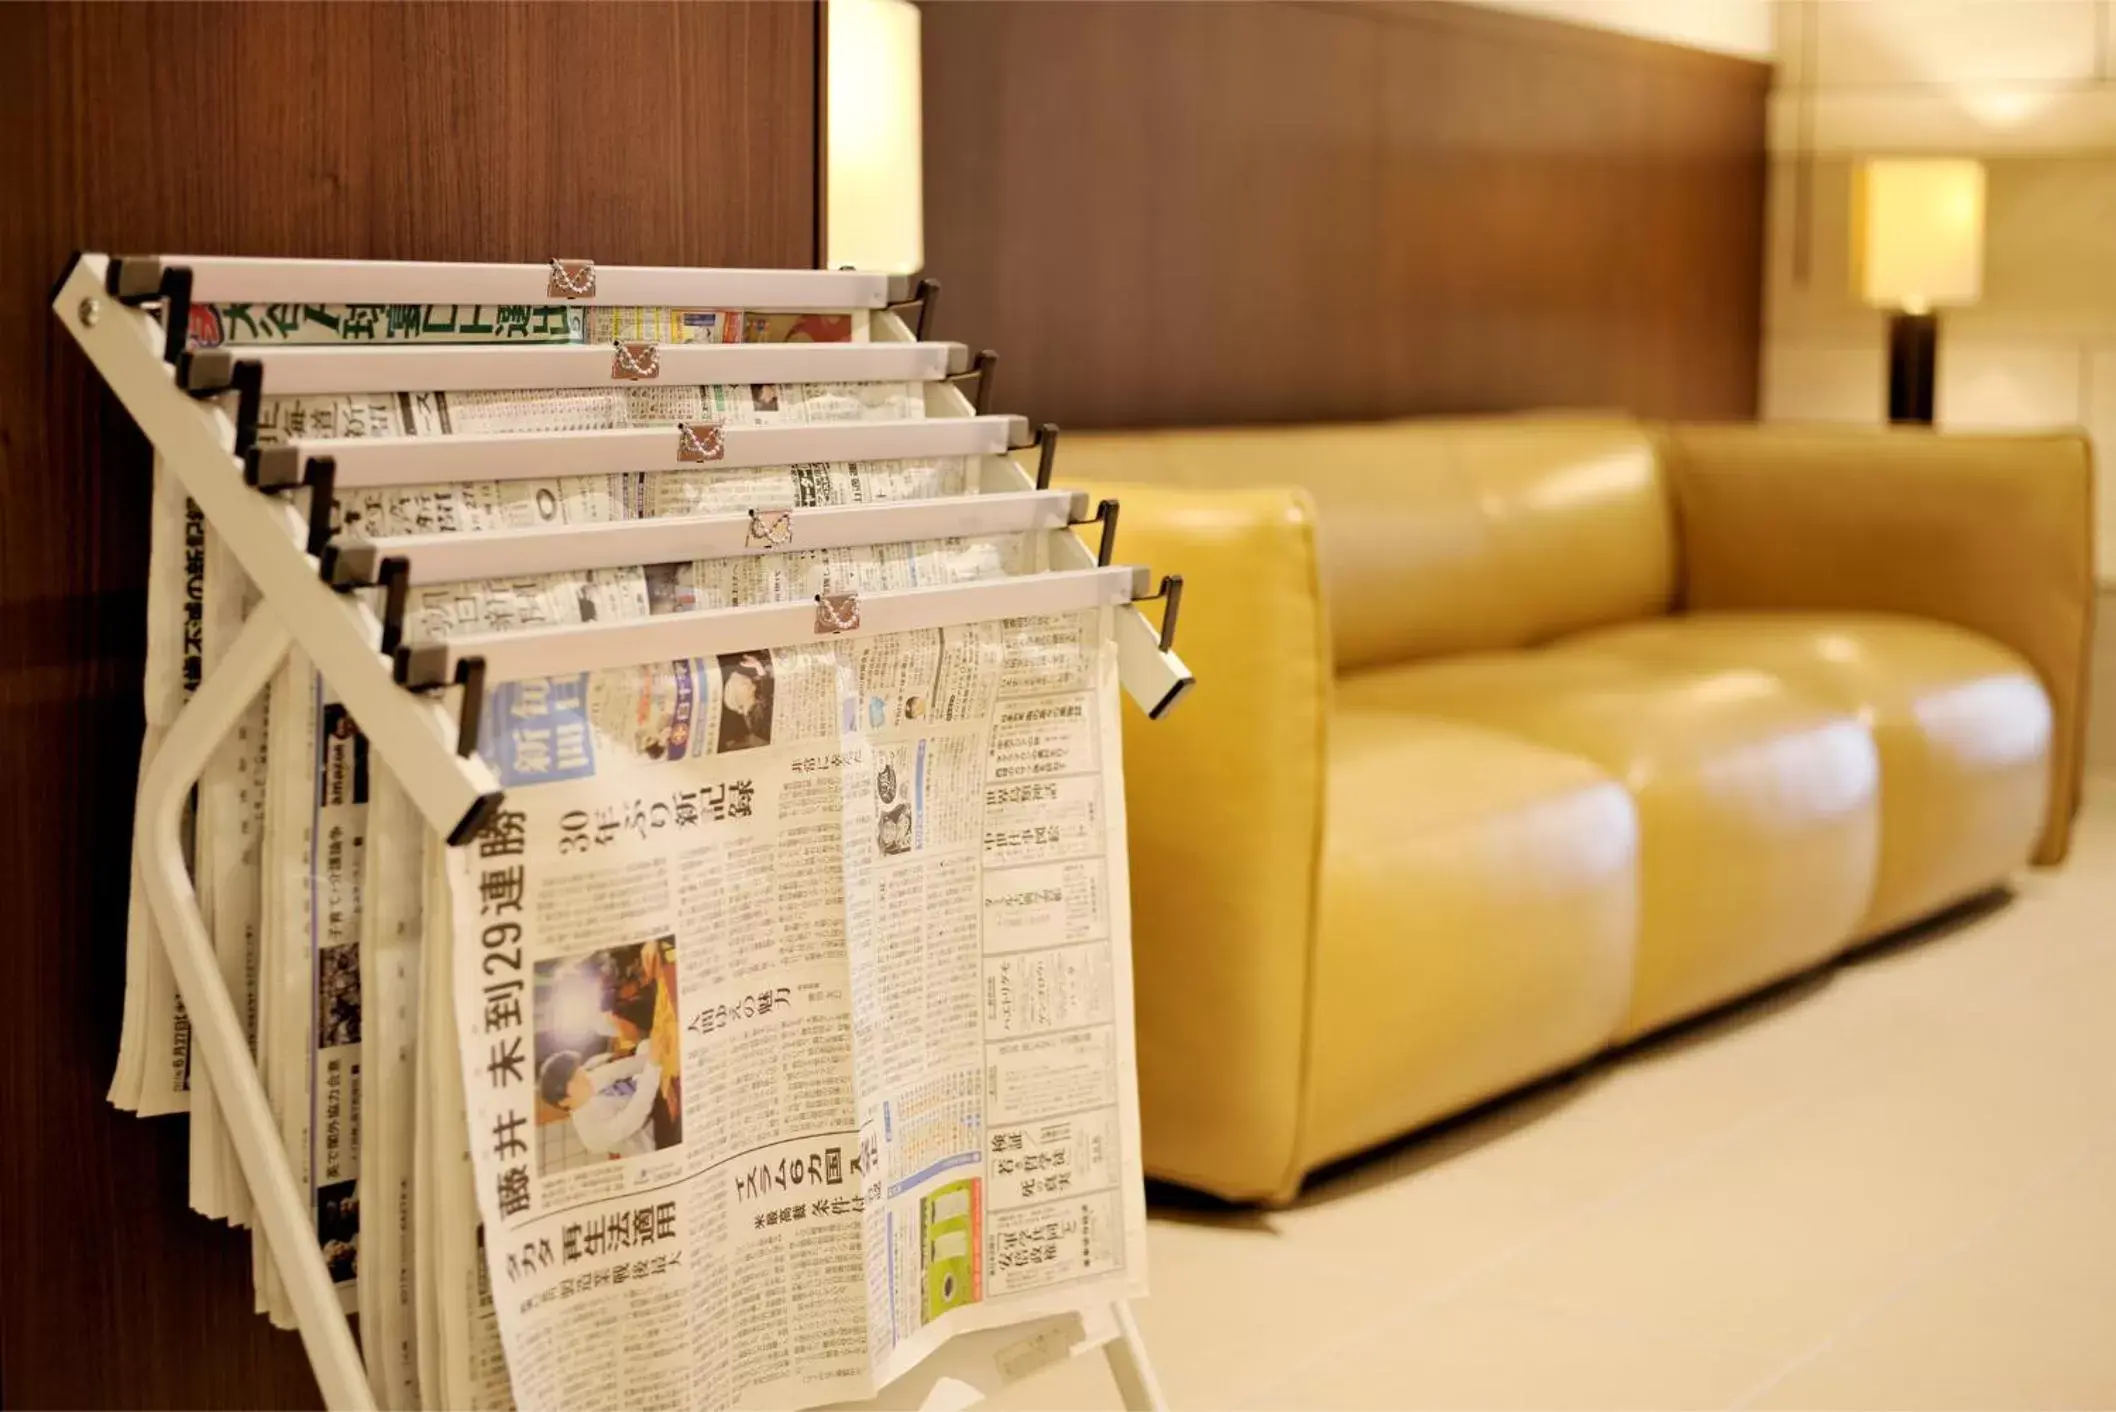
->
[1462,0,1774,58]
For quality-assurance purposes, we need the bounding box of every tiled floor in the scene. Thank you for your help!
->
[995,776,2116,1411]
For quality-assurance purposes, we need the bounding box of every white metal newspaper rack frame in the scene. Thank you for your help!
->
[52,251,1184,1412]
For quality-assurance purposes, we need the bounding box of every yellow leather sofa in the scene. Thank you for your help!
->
[1064,416,2095,1204]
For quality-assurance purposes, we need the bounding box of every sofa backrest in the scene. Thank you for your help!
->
[1064,414,1678,672]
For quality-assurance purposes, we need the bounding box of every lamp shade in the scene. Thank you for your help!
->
[1851,159,1985,313]
[826,0,923,275]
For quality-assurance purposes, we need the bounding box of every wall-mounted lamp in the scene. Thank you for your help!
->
[826,0,923,275]
[1851,158,1985,426]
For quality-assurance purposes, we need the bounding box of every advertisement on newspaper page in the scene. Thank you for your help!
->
[443,604,1146,1411]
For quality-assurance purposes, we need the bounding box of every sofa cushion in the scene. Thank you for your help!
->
[1339,653,1879,1040]
[1302,713,1637,1179]
[1562,613,2052,938]
[1064,415,1675,671]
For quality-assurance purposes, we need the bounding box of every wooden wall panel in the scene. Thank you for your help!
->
[921,0,1770,431]
[0,5,817,1406]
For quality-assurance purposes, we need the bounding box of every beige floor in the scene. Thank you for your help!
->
[994,776,2116,1411]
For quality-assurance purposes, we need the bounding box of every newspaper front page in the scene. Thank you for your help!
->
[444,599,1147,1411]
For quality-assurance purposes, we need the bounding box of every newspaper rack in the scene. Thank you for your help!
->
[53,251,1183,1412]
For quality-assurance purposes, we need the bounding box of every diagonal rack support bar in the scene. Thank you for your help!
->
[56,253,502,841]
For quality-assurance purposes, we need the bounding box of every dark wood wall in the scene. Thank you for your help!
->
[922,0,1771,430]
[0,5,818,1406]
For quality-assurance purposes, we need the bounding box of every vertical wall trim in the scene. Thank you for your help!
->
[815,0,831,270]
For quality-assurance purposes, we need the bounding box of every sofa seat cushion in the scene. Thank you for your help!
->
[1339,654,1879,1040]
[1303,714,1638,1180]
[1562,613,2053,938]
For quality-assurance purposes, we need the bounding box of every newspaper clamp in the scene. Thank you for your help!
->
[56,251,1190,1412]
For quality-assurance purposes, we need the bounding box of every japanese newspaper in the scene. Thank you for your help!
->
[191,532,272,1226]
[361,761,427,1409]
[114,457,204,1119]
[444,600,1148,1410]
[188,303,585,348]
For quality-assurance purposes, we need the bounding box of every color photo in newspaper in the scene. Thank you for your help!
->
[444,610,1147,1411]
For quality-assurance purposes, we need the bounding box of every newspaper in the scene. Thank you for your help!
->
[114,458,204,1118]
[582,310,868,346]
[258,667,375,1327]
[254,655,375,1326]
[189,303,584,347]
[257,648,306,1324]
[361,764,426,1409]
[423,830,519,1412]
[442,598,1147,1410]
[414,822,447,1409]
[192,303,872,348]
[190,534,272,1226]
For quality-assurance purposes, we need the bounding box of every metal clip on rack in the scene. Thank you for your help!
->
[53,252,1185,1412]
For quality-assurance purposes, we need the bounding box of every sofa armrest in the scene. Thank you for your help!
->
[1661,423,2096,863]
[1069,481,1332,1202]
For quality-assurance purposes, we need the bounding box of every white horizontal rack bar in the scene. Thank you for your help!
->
[337,490,1090,586]
[184,339,969,396]
[403,565,1148,685]
[274,414,1032,488]
[114,254,900,310]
